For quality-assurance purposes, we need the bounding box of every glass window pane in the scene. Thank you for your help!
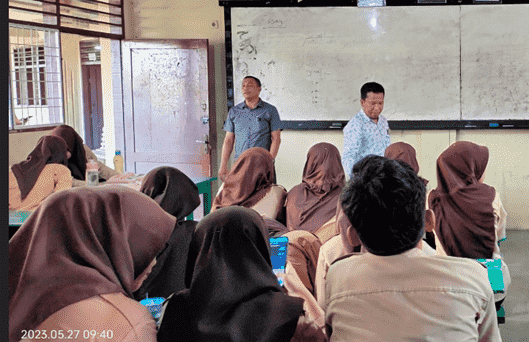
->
[9,24,63,128]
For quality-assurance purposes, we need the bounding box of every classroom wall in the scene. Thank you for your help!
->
[124,0,528,229]
[8,127,58,167]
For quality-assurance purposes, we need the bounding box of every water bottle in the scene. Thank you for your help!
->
[113,150,124,174]
[86,159,99,186]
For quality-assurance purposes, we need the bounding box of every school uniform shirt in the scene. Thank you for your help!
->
[342,109,390,177]
[325,248,500,342]
[29,293,157,342]
[315,235,437,308]
[223,99,282,161]
[9,164,72,211]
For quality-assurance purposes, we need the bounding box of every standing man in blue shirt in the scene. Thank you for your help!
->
[342,82,390,177]
[219,76,282,181]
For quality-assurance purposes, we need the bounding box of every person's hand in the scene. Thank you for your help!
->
[276,264,324,322]
[106,172,135,183]
[219,166,229,182]
[277,264,327,342]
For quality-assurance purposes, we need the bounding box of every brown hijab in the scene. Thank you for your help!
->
[134,167,201,300]
[11,135,69,200]
[428,141,496,258]
[286,142,345,233]
[157,206,304,342]
[51,124,88,180]
[282,230,322,295]
[9,186,176,342]
[384,142,428,185]
[212,147,275,211]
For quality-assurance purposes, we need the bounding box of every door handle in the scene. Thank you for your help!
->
[196,134,209,154]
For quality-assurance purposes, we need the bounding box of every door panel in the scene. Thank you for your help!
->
[122,39,211,177]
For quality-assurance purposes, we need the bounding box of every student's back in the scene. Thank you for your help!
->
[324,155,500,342]
[326,252,498,342]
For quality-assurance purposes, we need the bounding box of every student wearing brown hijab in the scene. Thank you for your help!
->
[212,147,282,214]
[384,141,433,248]
[9,186,176,342]
[384,141,428,185]
[428,141,510,303]
[9,135,72,211]
[286,142,345,242]
[158,206,326,342]
[51,124,120,186]
[134,166,201,300]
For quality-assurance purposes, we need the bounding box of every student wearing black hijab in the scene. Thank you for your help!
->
[158,206,326,342]
[134,167,201,300]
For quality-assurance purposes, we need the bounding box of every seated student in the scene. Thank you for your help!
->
[384,141,435,250]
[9,135,72,211]
[286,142,345,244]
[282,230,322,296]
[51,124,123,187]
[212,147,286,220]
[314,147,436,306]
[428,141,511,305]
[9,186,176,342]
[325,155,500,342]
[133,166,201,301]
[158,206,326,342]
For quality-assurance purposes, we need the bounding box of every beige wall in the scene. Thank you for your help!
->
[9,127,58,167]
[60,34,84,133]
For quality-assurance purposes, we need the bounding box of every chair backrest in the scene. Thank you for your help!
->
[314,215,339,244]
[250,185,287,220]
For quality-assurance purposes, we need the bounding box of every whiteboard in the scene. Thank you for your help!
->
[230,5,529,122]
[461,5,529,120]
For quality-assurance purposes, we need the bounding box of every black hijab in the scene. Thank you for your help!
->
[50,125,87,180]
[158,206,304,342]
[134,167,201,300]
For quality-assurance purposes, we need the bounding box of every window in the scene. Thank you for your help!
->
[9,24,63,128]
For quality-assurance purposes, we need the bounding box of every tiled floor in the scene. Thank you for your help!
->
[499,230,529,342]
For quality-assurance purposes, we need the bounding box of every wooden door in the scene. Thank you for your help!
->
[121,39,211,177]
[81,64,103,150]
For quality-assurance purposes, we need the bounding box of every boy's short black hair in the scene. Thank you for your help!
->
[341,155,426,256]
[360,82,385,100]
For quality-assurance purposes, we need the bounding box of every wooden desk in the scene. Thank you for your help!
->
[9,177,217,238]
